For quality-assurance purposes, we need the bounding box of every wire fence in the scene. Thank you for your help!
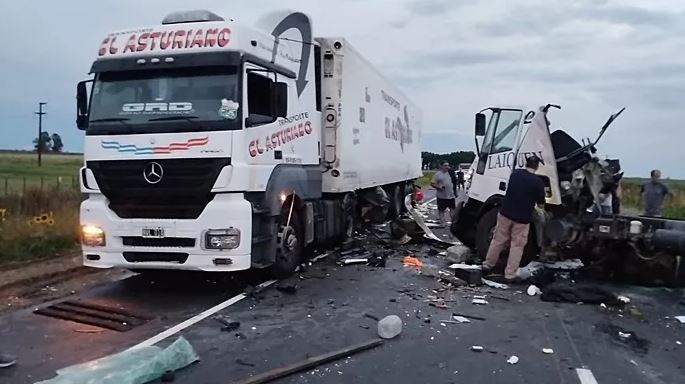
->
[1,175,79,197]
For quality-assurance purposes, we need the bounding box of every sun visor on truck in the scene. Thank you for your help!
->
[90,51,241,73]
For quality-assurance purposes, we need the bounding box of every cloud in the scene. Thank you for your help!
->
[0,0,683,178]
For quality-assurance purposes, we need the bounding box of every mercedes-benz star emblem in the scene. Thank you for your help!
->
[143,162,163,184]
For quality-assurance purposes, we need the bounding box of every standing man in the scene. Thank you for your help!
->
[641,169,671,217]
[431,161,456,227]
[482,156,546,282]
[448,163,459,197]
[456,168,465,190]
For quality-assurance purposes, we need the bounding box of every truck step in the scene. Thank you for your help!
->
[252,207,271,215]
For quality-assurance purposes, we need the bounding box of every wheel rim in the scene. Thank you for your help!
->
[277,225,298,263]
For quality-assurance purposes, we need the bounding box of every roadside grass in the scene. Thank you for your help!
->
[417,171,434,187]
[0,152,81,195]
[621,179,685,219]
[0,152,82,264]
[0,188,81,264]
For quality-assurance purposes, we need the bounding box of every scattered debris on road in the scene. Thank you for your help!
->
[507,355,519,365]
[470,346,484,352]
[378,315,402,339]
[527,285,542,296]
[235,339,383,384]
[403,256,423,268]
[542,348,554,354]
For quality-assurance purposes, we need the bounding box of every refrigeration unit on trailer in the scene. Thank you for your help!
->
[76,10,422,275]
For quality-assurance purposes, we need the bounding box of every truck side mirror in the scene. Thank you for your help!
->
[76,81,90,130]
[273,82,288,118]
[475,113,486,136]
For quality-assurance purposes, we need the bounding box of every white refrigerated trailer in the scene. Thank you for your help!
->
[77,10,422,276]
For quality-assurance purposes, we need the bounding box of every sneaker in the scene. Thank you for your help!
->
[0,353,16,368]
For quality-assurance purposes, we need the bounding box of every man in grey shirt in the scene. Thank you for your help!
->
[641,169,671,217]
[431,161,456,226]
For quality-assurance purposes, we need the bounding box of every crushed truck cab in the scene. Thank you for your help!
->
[451,104,685,286]
[77,10,422,275]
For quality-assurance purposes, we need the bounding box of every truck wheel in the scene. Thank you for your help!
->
[272,211,304,278]
[387,185,403,220]
[476,208,500,261]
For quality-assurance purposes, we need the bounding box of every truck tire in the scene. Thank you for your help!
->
[476,208,500,261]
[387,185,403,220]
[272,211,304,278]
[475,208,536,269]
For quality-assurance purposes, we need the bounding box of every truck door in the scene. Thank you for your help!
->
[469,109,523,202]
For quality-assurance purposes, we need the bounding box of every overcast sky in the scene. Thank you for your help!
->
[1,0,683,178]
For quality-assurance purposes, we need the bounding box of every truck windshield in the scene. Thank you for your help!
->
[88,66,241,135]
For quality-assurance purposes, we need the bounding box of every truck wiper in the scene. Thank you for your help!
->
[90,117,131,124]
[148,116,200,122]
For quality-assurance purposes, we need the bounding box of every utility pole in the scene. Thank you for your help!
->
[35,102,47,167]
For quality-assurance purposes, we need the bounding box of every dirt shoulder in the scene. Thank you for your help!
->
[0,252,129,314]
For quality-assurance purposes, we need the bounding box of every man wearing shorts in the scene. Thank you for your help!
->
[431,161,456,226]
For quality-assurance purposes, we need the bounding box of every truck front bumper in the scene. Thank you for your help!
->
[80,193,253,272]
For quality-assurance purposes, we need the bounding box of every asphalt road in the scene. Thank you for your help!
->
[1,194,684,384]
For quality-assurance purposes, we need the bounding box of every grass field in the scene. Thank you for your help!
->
[0,152,82,195]
[0,152,82,263]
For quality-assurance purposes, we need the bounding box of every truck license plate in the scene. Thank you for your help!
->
[142,227,165,238]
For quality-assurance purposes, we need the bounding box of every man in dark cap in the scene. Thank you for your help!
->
[482,155,546,282]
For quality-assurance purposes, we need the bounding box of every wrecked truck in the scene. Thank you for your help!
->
[450,105,685,286]
[76,9,422,276]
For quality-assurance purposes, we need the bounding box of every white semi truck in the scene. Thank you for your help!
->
[76,10,421,276]
[450,105,685,286]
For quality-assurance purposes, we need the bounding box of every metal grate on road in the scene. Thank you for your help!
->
[34,300,151,332]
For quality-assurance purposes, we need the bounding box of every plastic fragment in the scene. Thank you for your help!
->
[542,348,554,354]
[507,356,519,365]
[617,295,631,304]
[377,315,402,339]
[470,346,484,352]
[36,337,199,384]
[675,316,685,324]
[472,299,489,305]
[402,256,423,268]
[527,285,542,296]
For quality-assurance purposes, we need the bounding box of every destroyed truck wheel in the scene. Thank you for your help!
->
[272,211,304,278]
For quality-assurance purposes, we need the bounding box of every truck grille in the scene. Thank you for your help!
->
[123,252,189,263]
[121,237,196,248]
[88,158,230,219]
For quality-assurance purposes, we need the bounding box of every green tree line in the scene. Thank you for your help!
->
[422,151,476,169]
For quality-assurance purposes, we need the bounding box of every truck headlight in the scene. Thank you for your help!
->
[205,228,241,250]
[81,225,105,247]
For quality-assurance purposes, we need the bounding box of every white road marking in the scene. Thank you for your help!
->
[129,279,276,350]
[576,368,599,384]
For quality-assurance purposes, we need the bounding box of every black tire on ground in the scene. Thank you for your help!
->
[475,208,537,270]
[271,210,304,278]
[387,185,403,220]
